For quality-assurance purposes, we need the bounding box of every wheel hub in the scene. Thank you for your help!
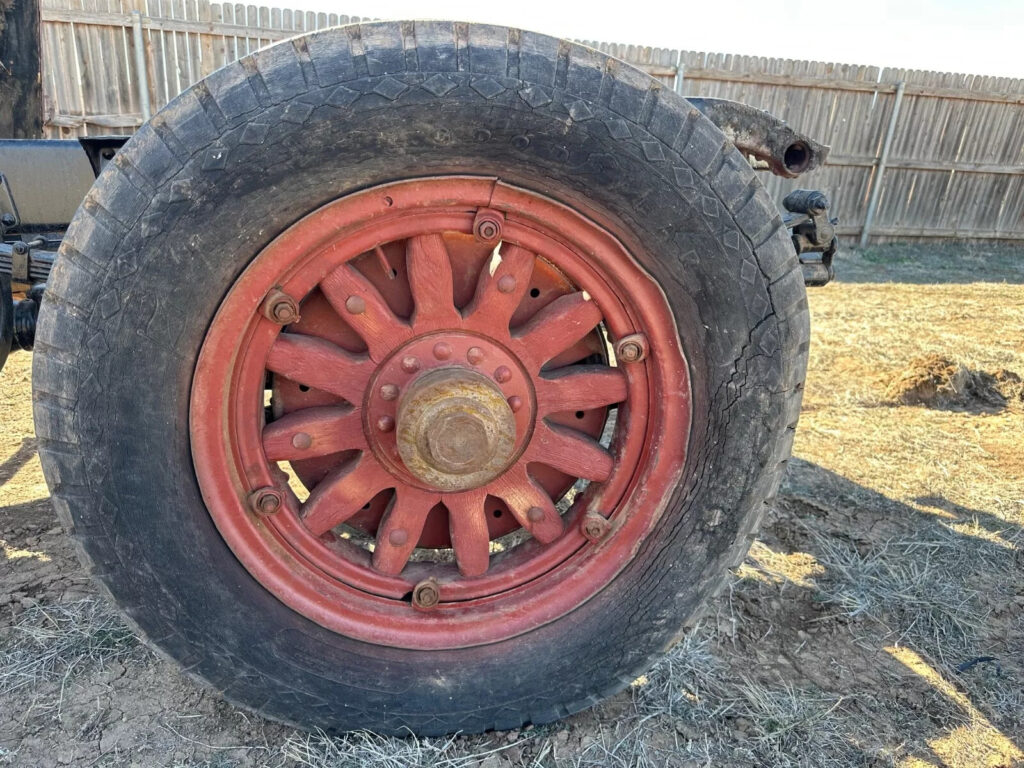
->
[397,367,516,491]
[365,331,536,493]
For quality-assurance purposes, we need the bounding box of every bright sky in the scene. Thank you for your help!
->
[293,0,1024,79]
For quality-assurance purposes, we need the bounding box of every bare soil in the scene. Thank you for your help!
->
[2,244,1023,767]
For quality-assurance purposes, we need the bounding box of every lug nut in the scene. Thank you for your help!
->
[249,487,283,516]
[433,341,452,360]
[507,395,523,413]
[467,346,484,364]
[291,432,312,450]
[377,415,395,433]
[494,366,512,383]
[497,275,517,294]
[527,506,545,522]
[412,579,441,610]
[615,333,649,363]
[401,356,421,373]
[473,210,503,242]
[582,511,611,542]
[345,295,366,315]
[261,289,301,325]
[380,384,399,401]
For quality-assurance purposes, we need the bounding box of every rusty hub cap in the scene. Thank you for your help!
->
[365,332,535,496]
[396,367,516,490]
[190,177,691,650]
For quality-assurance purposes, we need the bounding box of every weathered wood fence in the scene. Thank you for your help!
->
[37,0,1024,243]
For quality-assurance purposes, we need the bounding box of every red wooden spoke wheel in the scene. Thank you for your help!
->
[191,177,691,649]
[38,21,808,734]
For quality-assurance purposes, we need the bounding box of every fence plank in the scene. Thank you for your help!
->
[34,4,1024,243]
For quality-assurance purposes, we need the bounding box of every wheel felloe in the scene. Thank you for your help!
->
[190,177,691,649]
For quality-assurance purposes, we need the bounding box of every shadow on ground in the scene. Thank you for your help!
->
[1,417,1021,767]
[0,438,36,486]
[711,457,1024,767]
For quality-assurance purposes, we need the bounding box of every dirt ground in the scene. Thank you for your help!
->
[1,243,1022,767]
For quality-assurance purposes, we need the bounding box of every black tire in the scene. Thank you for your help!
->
[34,22,809,735]
[0,274,12,374]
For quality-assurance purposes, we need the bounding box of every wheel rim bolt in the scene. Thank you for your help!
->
[527,506,545,522]
[615,333,649,363]
[388,528,408,546]
[497,275,517,294]
[473,210,503,242]
[377,415,395,433]
[401,356,421,373]
[433,342,452,360]
[412,579,441,610]
[261,289,301,325]
[249,487,283,516]
[467,346,484,364]
[380,384,399,401]
[507,395,523,412]
[582,512,611,542]
[494,366,512,383]
[345,295,366,315]
[291,432,312,450]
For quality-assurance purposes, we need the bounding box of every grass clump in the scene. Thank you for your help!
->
[0,598,142,696]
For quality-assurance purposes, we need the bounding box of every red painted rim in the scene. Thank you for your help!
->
[190,177,691,649]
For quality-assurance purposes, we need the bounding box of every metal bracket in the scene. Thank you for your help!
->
[783,190,838,287]
[79,136,130,177]
[0,174,20,232]
[688,98,830,179]
[0,238,55,284]
[11,241,32,282]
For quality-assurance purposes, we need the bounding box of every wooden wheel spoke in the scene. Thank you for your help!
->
[371,487,439,575]
[445,492,490,577]
[301,454,392,536]
[263,406,364,462]
[514,292,602,370]
[528,421,614,483]
[406,234,460,328]
[267,333,369,404]
[463,243,535,332]
[537,365,628,416]
[320,263,412,361]
[490,466,564,544]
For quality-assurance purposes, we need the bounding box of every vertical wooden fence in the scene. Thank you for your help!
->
[39,0,365,133]
[36,2,1024,243]
[584,42,1024,243]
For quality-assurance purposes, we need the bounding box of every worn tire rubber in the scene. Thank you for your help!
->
[0,274,12,374]
[33,22,809,735]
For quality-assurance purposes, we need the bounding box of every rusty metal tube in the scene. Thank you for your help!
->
[688,97,830,178]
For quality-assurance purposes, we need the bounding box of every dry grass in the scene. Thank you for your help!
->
[2,242,1023,766]
[0,599,142,699]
